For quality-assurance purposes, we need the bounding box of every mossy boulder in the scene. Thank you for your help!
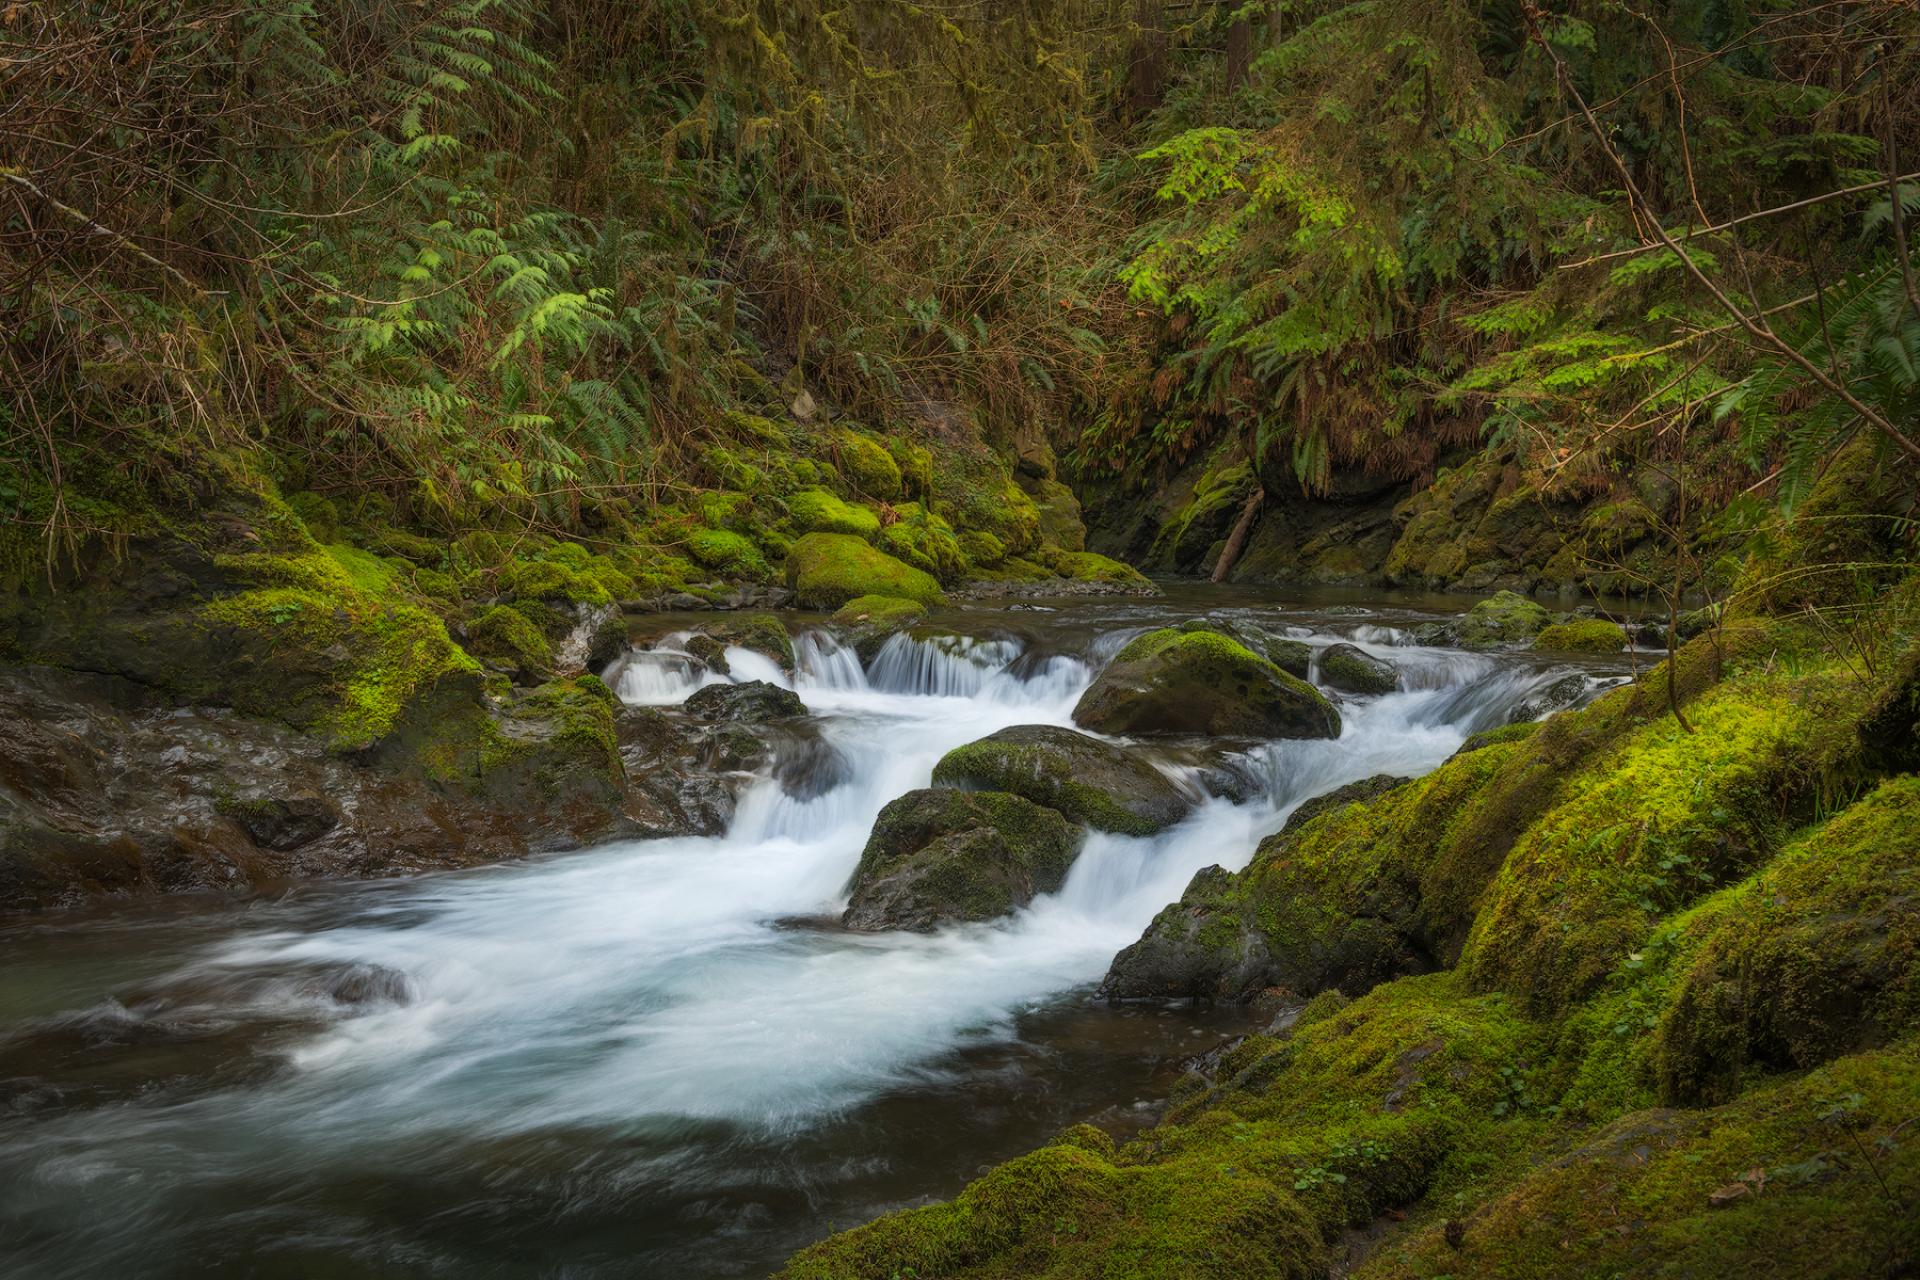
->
[1532,618,1627,653]
[1055,551,1153,591]
[1650,776,1920,1105]
[876,504,967,584]
[1101,750,1510,1002]
[932,724,1194,837]
[957,529,1008,568]
[1456,590,1550,648]
[841,788,1083,931]
[464,603,553,685]
[1317,642,1396,695]
[1073,628,1339,739]
[682,680,805,723]
[684,527,770,580]
[784,533,946,610]
[832,594,928,663]
[832,427,904,500]
[788,488,882,539]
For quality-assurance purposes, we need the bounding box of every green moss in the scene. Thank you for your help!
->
[1359,1039,1920,1280]
[876,503,967,584]
[787,487,882,539]
[684,527,770,579]
[832,594,927,630]
[1457,590,1550,648]
[958,528,1008,567]
[1074,627,1340,739]
[785,532,945,609]
[495,546,631,606]
[199,547,482,751]
[465,604,553,681]
[783,974,1539,1280]
[1533,618,1627,653]
[1461,668,1869,1014]
[1056,550,1151,588]
[890,437,934,500]
[832,427,904,500]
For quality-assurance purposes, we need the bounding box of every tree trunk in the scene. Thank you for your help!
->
[1127,0,1167,121]
[1211,487,1265,583]
[1225,18,1252,91]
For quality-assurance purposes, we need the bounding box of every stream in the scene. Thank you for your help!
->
[0,586,1638,1278]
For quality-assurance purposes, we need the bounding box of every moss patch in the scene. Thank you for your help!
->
[785,532,946,609]
[1533,618,1627,653]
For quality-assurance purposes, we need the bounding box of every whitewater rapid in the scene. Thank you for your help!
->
[0,602,1624,1277]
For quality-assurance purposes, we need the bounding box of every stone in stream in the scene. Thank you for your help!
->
[682,679,805,723]
[842,788,1082,932]
[1072,627,1339,740]
[931,724,1194,837]
[1316,642,1397,695]
[1455,590,1550,649]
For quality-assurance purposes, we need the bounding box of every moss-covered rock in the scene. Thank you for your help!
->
[1461,667,1868,1015]
[842,788,1083,931]
[788,488,882,539]
[1358,1039,1920,1280]
[1317,642,1396,695]
[932,724,1194,836]
[1055,551,1153,591]
[832,594,929,663]
[876,503,968,584]
[1074,628,1339,739]
[684,527,770,580]
[784,533,946,610]
[464,603,553,685]
[957,528,1008,568]
[1102,746,1514,1001]
[1532,618,1627,653]
[1456,590,1550,649]
[832,427,904,501]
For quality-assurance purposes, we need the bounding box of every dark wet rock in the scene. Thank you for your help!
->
[931,724,1194,837]
[683,680,805,723]
[841,788,1083,932]
[318,963,417,1006]
[695,613,796,672]
[1317,642,1396,695]
[0,663,717,913]
[1073,627,1339,740]
[1508,673,1589,724]
[216,791,340,851]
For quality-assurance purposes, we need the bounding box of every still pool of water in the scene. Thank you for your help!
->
[0,587,1638,1277]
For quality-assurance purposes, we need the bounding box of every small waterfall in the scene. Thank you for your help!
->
[615,650,725,705]
[866,632,1021,697]
[795,631,868,692]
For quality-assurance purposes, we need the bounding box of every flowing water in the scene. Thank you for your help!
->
[0,586,1638,1278]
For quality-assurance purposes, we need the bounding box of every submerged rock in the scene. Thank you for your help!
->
[1316,642,1396,695]
[842,788,1082,932]
[1073,627,1339,739]
[1507,673,1589,724]
[932,724,1193,836]
[682,680,805,723]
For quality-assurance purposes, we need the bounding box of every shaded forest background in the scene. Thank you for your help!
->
[4,0,1917,587]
